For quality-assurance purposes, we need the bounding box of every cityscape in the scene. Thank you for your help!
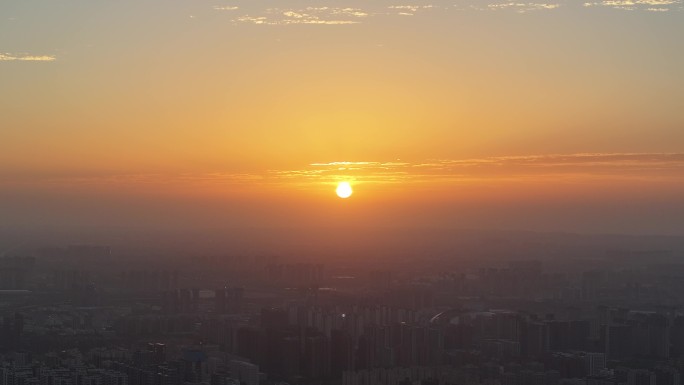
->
[2,0,684,385]
[2,233,684,385]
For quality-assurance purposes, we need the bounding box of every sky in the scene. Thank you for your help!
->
[1,0,684,241]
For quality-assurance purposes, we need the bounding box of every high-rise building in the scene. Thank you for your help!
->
[331,329,354,376]
[584,352,606,376]
[229,361,259,385]
[303,333,331,379]
[627,369,656,385]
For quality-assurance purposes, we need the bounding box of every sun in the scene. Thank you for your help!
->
[336,182,353,199]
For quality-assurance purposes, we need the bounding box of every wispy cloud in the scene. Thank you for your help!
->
[219,0,678,27]
[213,6,239,11]
[484,2,562,13]
[233,7,368,25]
[387,5,437,15]
[0,53,56,62]
[583,0,681,11]
[5,153,681,189]
[272,153,684,185]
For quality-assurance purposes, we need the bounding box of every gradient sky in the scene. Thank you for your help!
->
[1,0,684,238]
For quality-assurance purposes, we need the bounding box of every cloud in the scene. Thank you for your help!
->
[3,153,683,189]
[231,7,368,25]
[274,153,684,185]
[484,2,562,12]
[387,5,437,15]
[219,0,680,26]
[0,53,56,62]
[583,0,681,11]
[309,162,381,166]
[388,5,436,11]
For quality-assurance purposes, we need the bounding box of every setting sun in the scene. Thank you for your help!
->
[336,182,353,199]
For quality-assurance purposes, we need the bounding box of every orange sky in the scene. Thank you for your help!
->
[1,0,684,237]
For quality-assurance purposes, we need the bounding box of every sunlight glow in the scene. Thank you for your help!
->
[336,182,353,199]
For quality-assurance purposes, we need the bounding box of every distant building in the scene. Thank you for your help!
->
[0,257,35,290]
[584,352,606,376]
[627,369,656,385]
[229,360,259,385]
